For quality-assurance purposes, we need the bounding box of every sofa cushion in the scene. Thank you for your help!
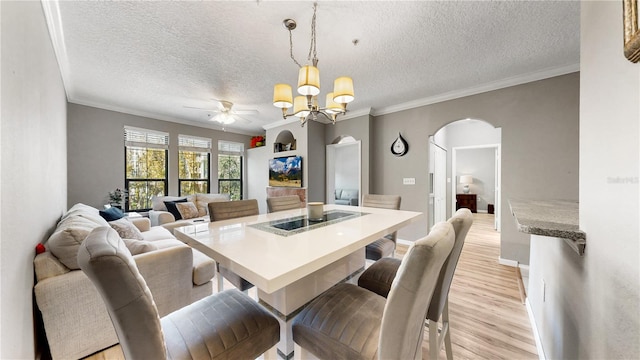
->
[340,189,358,200]
[62,203,110,227]
[99,207,125,221]
[165,199,188,220]
[191,250,216,286]
[335,189,342,200]
[123,238,159,255]
[47,216,98,269]
[151,196,185,212]
[176,202,199,220]
[142,226,175,242]
[109,218,144,240]
[195,193,230,217]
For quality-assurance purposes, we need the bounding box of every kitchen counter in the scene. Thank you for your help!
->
[509,198,586,255]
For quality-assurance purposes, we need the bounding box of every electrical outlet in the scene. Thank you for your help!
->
[403,178,416,185]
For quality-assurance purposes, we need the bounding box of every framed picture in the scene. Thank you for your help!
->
[624,0,640,62]
[269,156,302,188]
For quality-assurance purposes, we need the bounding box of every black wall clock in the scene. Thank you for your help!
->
[391,133,409,157]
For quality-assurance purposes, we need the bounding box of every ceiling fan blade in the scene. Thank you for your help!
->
[232,109,259,115]
[184,105,221,112]
[234,115,253,124]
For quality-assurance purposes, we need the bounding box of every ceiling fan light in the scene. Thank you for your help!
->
[215,112,235,125]
[333,77,354,104]
[325,92,344,114]
[273,83,293,108]
[293,96,310,117]
[297,65,320,96]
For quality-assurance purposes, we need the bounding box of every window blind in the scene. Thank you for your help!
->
[218,140,244,155]
[179,135,212,152]
[124,127,169,150]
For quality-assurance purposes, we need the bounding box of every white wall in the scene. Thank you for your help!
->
[527,2,639,358]
[456,147,495,211]
[1,2,68,357]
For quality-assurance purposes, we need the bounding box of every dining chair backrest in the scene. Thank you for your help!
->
[428,208,473,321]
[362,194,401,242]
[77,227,167,360]
[266,195,302,213]
[209,199,259,222]
[378,221,455,359]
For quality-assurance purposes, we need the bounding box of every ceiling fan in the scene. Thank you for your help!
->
[184,100,258,125]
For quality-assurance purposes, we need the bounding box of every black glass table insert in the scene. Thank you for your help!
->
[249,209,369,237]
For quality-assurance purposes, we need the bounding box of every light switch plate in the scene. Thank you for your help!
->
[403,178,416,185]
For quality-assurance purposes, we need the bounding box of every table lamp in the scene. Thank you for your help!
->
[460,175,473,194]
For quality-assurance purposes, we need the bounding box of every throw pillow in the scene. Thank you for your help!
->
[109,218,144,240]
[122,238,158,255]
[164,198,187,220]
[176,202,199,220]
[99,207,125,221]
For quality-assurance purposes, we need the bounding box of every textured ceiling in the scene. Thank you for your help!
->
[44,1,580,135]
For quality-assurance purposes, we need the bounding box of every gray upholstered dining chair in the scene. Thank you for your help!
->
[266,195,302,213]
[77,226,280,360]
[208,199,259,293]
[362,194,402,260]
[292,221,455,360]
[357,208,474,360]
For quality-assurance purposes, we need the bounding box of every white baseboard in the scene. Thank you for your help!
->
[397,238,412,246]
[518,264,530,278]
[498,257,519,267]
[525,298,546,360]
[477,209,488,213]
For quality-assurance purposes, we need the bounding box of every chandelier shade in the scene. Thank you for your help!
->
[272,2,354,126]
[333,77,355,104]
[273,83,293,108]
[297,65,320,96]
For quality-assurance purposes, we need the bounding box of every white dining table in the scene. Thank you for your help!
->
[174,204,423,359]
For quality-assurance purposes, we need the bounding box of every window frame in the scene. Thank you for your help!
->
[217,141,244,201]
[124,127,169,212]
[178,135,212,196]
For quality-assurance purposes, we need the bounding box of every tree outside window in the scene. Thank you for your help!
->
[218,154,242,200]
[124,127,168,211]
[179,135,211,195]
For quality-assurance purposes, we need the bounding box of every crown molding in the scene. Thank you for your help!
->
[338,107,372,121]
[42,0,72,100]
[371,64,580,117]
[69,99,258,136]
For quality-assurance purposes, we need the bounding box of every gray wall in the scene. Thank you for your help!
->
[371,73,579,264]
[1,2,68,357]
[67,104,251,209]
[528,2,640,358]
[456,147,495,212]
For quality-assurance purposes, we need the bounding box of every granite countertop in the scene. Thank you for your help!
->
[509,198,586,241]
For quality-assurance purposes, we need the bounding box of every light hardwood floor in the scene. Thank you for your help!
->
[85,213,536,360]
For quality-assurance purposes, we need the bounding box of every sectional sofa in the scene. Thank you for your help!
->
[33,203,216,359]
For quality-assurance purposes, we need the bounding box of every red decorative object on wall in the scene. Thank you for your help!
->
[251,135,265,148]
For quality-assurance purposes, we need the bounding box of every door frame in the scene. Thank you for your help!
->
[326,141,362,205]
[451,143,501,231]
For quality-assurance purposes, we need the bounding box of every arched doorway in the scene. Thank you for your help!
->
[429,119,502,231]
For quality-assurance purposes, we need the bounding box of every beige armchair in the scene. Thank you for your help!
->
[208,199,259,292]
[78,227,280,360]
[362,194,402,260]
[266,195,302,212]
[357,208,474,360]
[292,221,454,359]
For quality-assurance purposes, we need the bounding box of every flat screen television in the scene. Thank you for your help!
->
[269,155,302,188]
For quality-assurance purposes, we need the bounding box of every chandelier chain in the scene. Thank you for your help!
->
[288,29,302,68]
[308,2,318,63]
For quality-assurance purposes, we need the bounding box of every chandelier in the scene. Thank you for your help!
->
[272,3,355,127]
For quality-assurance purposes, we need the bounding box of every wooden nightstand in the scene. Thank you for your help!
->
[456,194,477,213]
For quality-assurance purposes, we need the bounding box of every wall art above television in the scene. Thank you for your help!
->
[269,155,302,188]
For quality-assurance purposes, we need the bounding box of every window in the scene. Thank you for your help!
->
[179,135,211,196]
[218,141,244,201]
[124,127,169,211]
